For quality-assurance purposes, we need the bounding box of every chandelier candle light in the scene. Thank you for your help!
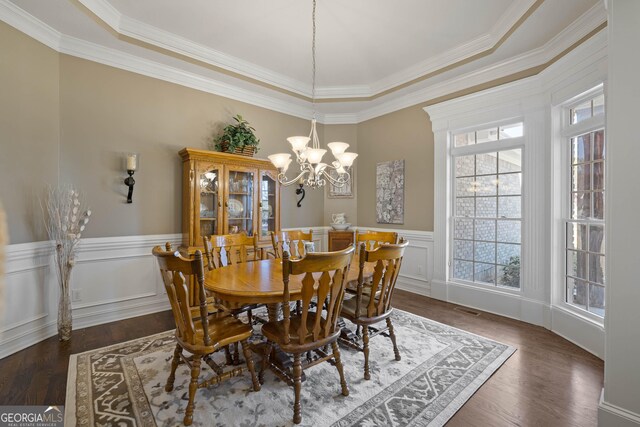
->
[268,0,357,189]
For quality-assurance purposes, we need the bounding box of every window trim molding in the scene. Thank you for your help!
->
[425,28,606,357]
[449,132,525,292]
[552,85,606,324]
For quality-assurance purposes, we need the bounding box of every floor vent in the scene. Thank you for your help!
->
[453,306,481,316]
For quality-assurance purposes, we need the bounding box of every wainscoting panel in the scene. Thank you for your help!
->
[0,235,181,360]
[2,242,57,359]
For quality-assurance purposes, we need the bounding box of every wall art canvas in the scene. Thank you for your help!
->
[376,160,404,224]
[327,167,354,198]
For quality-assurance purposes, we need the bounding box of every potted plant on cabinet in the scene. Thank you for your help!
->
[212,114,260,157]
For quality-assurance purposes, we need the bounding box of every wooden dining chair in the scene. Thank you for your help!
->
[345,231,399,295]
[152,244,260,426]
[203,232,260,270]
[163,243,217,319]
[260,246,354,424]
[356,230,399,250]
[270,229,313,259]
[203,232,262,363]
[340,240,408,380]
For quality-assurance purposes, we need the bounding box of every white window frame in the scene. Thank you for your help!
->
[554,84,606,324]
[449,118,525,293]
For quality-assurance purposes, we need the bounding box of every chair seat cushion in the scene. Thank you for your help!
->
[262,313,337,347]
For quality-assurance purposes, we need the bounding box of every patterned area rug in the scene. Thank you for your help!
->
[65,309,514,426]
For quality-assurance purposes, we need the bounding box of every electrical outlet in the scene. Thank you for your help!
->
[72,289,81,302]
[417,265,424,275]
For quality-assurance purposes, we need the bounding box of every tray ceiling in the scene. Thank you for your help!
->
[3,0,604,121]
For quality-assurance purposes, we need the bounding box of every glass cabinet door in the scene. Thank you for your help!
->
[198,165,221,238]
[260,171,277,241]
[225,168,255,235]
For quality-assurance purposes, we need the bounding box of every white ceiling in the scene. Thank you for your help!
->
[2,0,605,122]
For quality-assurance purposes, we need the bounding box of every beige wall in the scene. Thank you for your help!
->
[2,21,437,245]
[322,124,358,226]
[356,106,434,231]
[0,22,60,244]
[58,55,324,238]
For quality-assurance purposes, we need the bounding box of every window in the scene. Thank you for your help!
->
[451,122,523,289]
[564,92,606,316]
[454,122,524,147]
[570,94,605,124]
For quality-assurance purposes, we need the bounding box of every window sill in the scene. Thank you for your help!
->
[552,303,605,328]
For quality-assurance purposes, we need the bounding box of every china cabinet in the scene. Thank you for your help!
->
[179,148,280,250]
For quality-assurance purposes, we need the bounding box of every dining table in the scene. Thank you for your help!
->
[204,256,373,318]
[204,255,374,382]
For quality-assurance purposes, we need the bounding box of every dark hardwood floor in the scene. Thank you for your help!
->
[0,290,603,426]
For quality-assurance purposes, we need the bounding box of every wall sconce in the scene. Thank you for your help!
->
[124,153,137,203]
[295,183,305,207]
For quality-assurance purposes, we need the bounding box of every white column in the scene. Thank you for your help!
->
[599,0,640,425]
[430,126,450,301]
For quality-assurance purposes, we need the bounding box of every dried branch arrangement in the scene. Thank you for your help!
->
[43,185,91,340]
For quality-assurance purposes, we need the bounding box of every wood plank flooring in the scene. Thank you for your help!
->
[0,290,603,426]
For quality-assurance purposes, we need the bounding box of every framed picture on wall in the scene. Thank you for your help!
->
[376,160,404,224]
[327,167,354,198]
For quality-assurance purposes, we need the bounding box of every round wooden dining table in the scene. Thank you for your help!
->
[204,257,372,318]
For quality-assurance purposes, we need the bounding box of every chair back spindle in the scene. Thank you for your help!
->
[356,230,399,251]
[271,230,313,259]
[203,232,258,270]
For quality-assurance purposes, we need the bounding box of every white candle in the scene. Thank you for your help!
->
[126,153,137,171]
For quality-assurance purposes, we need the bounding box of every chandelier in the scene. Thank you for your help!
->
[268,0,357,188]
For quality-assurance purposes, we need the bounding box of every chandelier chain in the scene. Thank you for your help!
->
[311,0,316,116]
[267,0,356,190]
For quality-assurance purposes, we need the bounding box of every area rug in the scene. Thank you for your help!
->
[64,309,515,426]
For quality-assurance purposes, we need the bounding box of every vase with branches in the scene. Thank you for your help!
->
[43,185,91,341]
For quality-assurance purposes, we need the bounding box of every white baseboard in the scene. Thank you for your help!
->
[396,276,431,297]
[428,279,606,358]
[550,306,604,359]
[441,280,551,327]
[599,390,640,426]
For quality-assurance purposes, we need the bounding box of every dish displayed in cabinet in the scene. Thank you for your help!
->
[227,198,244,217]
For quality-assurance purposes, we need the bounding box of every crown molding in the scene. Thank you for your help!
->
[365,0,539,96]
[1,0,606,125]
[424,27,608,126]
[0,0,60,50]
[348,1,607,124]
[318,113,359,125]
[78,0,538,99]
[78,0,312,97]
[58,35,314,120]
